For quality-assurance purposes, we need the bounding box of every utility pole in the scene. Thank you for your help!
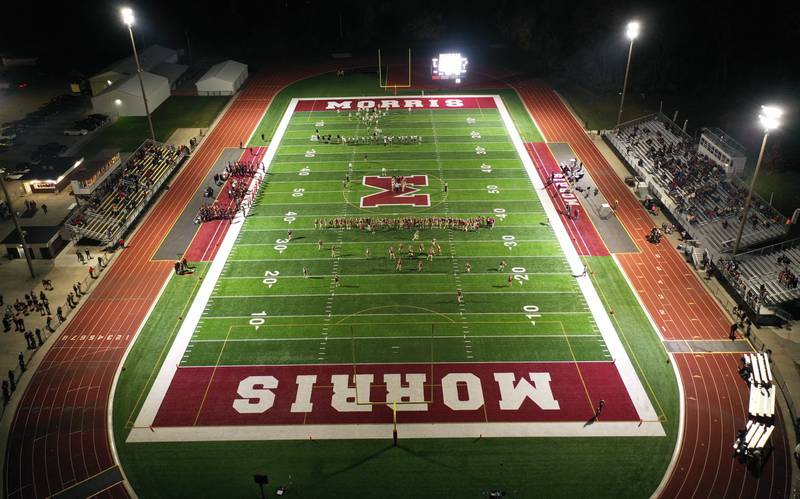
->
[0,170,35,278]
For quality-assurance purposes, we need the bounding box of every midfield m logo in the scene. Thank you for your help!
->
[360,175,431,208]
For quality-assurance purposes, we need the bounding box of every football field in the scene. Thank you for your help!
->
[130,95,660,440]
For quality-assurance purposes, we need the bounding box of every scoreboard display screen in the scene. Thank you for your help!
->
[432,53,468,83]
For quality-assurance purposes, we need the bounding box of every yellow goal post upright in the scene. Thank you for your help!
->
[377,48,412,94]
[349,323,435,445]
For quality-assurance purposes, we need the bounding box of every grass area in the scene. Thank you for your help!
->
[113,77,678,498]
[80,96,229,157]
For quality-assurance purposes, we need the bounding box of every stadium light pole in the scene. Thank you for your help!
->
[616,21,640,127]
[121,7,156,141]
[732,105,782,257]
[0,169,35,278]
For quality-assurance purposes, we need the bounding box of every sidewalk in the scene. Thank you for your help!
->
[0,240,116,418]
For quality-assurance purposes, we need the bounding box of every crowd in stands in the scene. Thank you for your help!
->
[715,242,800,310]
[67,140,186,243]
[606,117,785,253]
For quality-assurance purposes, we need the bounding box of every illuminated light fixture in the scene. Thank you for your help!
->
[626,21,640,40]
[121,7,135,26]
[432,53,468,84]
[759,105,783,131]
[114,99,122,105]
[107,79,113,86]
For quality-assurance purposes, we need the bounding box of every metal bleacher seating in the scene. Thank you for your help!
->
[67,140,186,244]
[733,352,776,465]
[717,239,800,309]
[604,115,787,258]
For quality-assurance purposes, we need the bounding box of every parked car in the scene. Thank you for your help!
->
[87,113,109,125]
[74,119,98,131]
[63,128,88,136]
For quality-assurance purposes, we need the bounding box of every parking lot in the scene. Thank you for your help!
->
[0,93,110,172]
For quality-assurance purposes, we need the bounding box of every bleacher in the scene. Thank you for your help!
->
[733,352,776,467]
[604,114,787,257]
[718,238,800,309]
[67,140,186,244]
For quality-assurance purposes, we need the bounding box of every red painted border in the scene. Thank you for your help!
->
[525,142,609,256]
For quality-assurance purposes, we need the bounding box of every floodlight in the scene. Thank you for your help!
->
[121,7,135,26]
[114,99,122,105]
[758,105,782,131]
[626,21,640,40]
[431,53,468,82]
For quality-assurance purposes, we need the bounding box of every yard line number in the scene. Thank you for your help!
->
[263,270,280,288]
[522,305,541,326]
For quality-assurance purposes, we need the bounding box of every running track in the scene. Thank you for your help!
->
[1,69,319,499]
[514,80,790,498]
[1,69,790,498]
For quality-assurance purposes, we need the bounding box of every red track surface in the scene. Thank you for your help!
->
[515,80,790,498]
[184,146,267,262]
[2,65,790,498]
[2,71,310,499]
[525,142,609,256]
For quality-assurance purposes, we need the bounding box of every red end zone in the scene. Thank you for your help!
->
[152,361,639,427]
[294,96,497,112]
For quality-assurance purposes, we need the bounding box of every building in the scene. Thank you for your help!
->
[698,127,747,177]
[2,226,67,260]
[91,72,170,117]
[195,60,248,96]
[89,44,179,96]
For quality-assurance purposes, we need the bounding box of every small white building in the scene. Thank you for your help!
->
[89,45,179,96]
[91,72,170,117]
[195,60,248,96]
[698,127,747,177]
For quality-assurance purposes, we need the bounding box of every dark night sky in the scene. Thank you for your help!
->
[2,0,798,166]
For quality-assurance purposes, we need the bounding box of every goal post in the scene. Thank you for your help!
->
[377,48,412,90]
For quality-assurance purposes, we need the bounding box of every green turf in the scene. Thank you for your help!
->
[113,74,678,498]
[249,72,542,146]
[183,106,600,370]
[80,96,229,157]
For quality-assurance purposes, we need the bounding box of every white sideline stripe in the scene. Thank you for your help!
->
[189,333,602,343]
[132,97,299,430]
[611,254,686,499]
[495,96,661,427]
[127,421,665,442]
